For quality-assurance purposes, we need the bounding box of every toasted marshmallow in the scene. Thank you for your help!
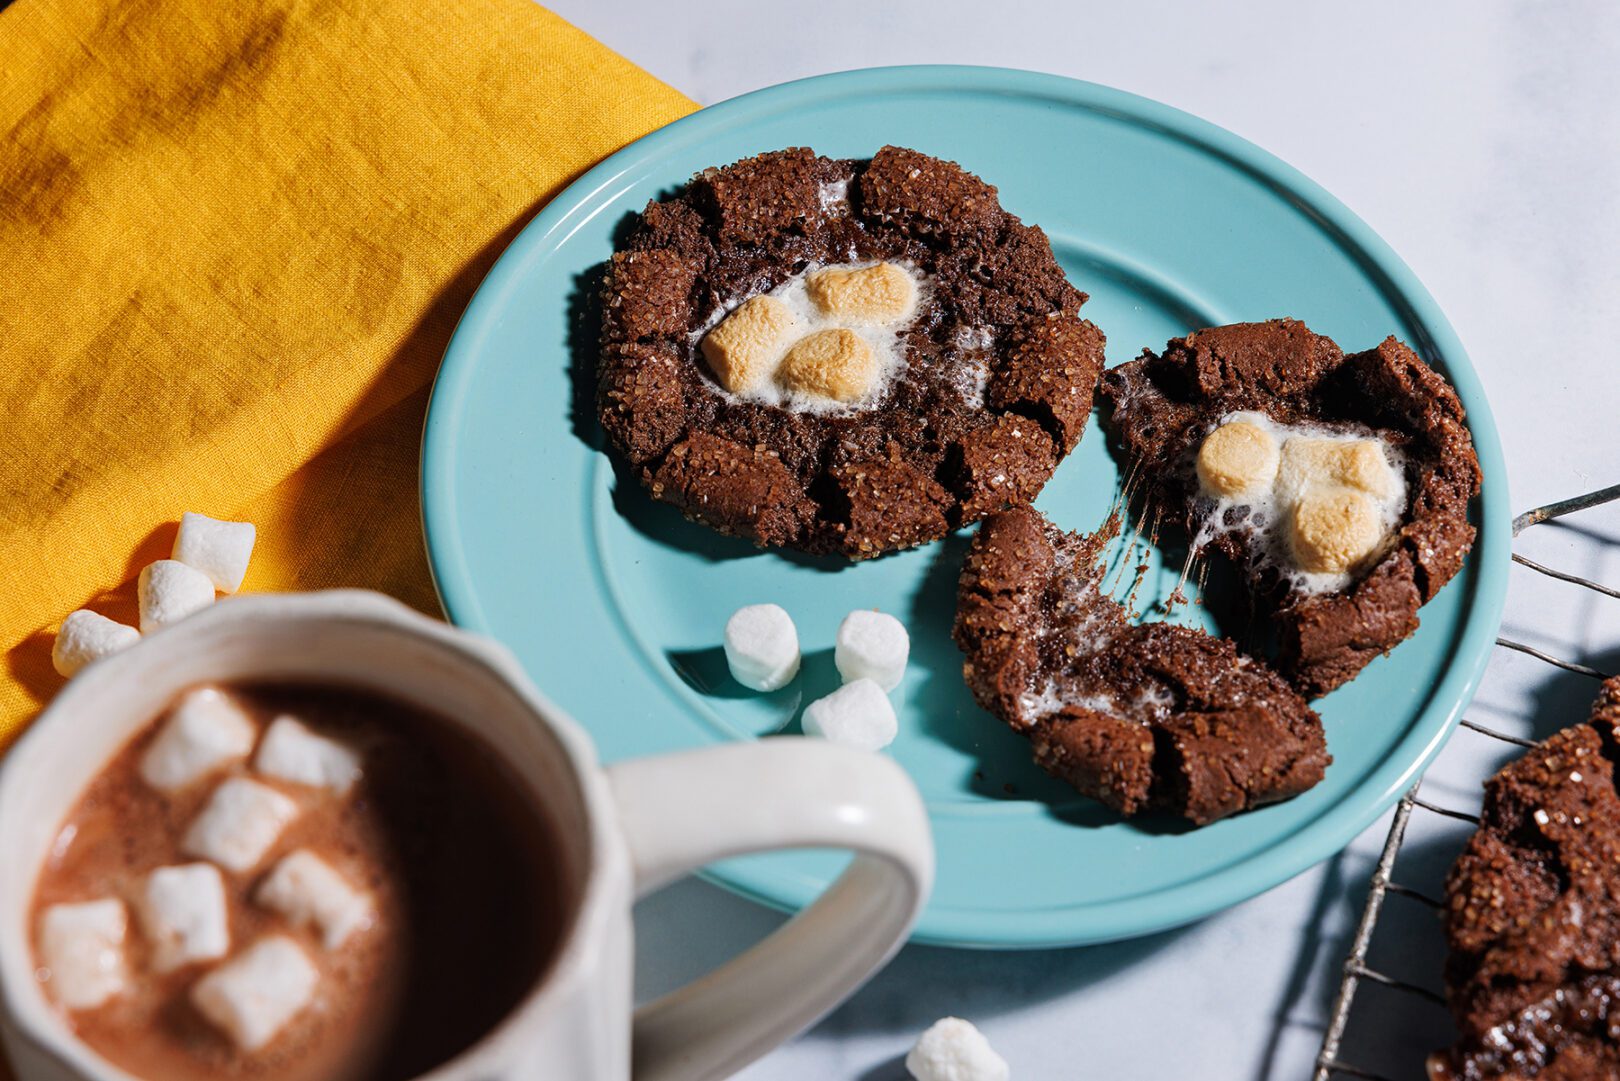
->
[1278,436,1397,502]
[137,560,215,634]
[173,512,257,593]
[805,262,917,324]
[906,1017,1009,1081]
[38,899,128,1012]
[254,716,362,795]
[51,610,139,678]
[257,850,374,949]
[182,778,300,873]
[801,679,897,752]
[1196,419,1280,499]
[191,935,318,1052]
[723,604,801,692]
[1290,488,1384,574]
[778,328,878,404]
[138,863,230,972]
[139,687,258,793]
[834,610,909,692]
[701,295,797,395]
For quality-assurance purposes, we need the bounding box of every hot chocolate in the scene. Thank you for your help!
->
[30,681,570,1081]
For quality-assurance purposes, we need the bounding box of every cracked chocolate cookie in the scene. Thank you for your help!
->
[953,505,1329,826]
[596,146,1106,559]
[1432,677,1620,1081]
[1099,319,1481,697]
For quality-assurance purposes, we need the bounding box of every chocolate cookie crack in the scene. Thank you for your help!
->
[1433,678,1620,1080]
[954,506,1329,826]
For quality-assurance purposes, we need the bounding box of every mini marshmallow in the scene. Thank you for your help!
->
[1196,419,1280,499]
[777,328,879,403]
[191,935,318,1052]
[183,778,300,873]
[701,295,798,395]
[1290,488,1383,574]
[724,604,801,692]
[835,609,909,691]
[801,678,897,752]
[38,899,128,1011]
[137,559,215,634]
[254,716,363,794]
[173,512,257,593]
[51,610,139,678]
[139,687,258,793]
[906,1017,1010,1081]
[256,850,374,949]
[805,262,917,324]
[138,863,230,972]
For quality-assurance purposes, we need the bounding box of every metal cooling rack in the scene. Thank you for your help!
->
[1312,484,1620,1081]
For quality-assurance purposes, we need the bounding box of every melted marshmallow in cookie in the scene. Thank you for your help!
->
[696,261,926,414]
[1190,411,1408,594]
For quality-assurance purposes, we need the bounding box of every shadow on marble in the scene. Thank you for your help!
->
[634,875,1194,1058]
[1252,640,1620,1081]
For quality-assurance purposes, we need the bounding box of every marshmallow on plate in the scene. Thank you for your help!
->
[139,687,258,793]
[834,609,909,691]
[51,610,139,678]
[801,679,897,752]
[138,863,230,973]
[183,778,300,873]
[906,1017,1010,1081]
[723,604,801,692]
[173,512,256,594]
[137,560,215,634]
[38,899,129,1011]
[191,935,318,1052]
[257,850,374,949]
[254,716,362,795]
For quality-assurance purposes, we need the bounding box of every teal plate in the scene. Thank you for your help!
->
[422,66,1509,948]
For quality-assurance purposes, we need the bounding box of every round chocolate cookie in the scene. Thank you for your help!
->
[596,146,1106,559]
[1099,319,1481,698]
[953,505,1328,826]
[1432,677,1620,1081]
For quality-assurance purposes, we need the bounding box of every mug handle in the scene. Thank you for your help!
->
[606,738,934,1081]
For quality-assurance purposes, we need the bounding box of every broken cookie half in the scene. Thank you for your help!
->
[954,506,1329,826]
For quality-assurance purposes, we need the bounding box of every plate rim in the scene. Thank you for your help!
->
[421,64,1511,948]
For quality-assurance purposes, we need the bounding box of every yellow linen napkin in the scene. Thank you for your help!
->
[0,0,697,750]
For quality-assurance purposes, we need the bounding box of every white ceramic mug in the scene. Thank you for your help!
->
[0,590,934,1081]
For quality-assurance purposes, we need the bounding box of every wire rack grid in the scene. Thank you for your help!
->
[1312,484,1620,1081]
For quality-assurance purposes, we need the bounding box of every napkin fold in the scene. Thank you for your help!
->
[0,0,696,747]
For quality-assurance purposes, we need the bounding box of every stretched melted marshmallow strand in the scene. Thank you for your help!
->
[137,559,215,634]
[182,778,300,873]
[51,609,139,677]
[172,512,257,593]
[190,935,318,1052]
[38,899,129,1012]
[139,687,258,793]
[254,716,363,795]
[256,850,374,949]
[138,863,230,972]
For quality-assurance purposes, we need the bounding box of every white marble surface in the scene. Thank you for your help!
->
[544,2,1620,1077]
